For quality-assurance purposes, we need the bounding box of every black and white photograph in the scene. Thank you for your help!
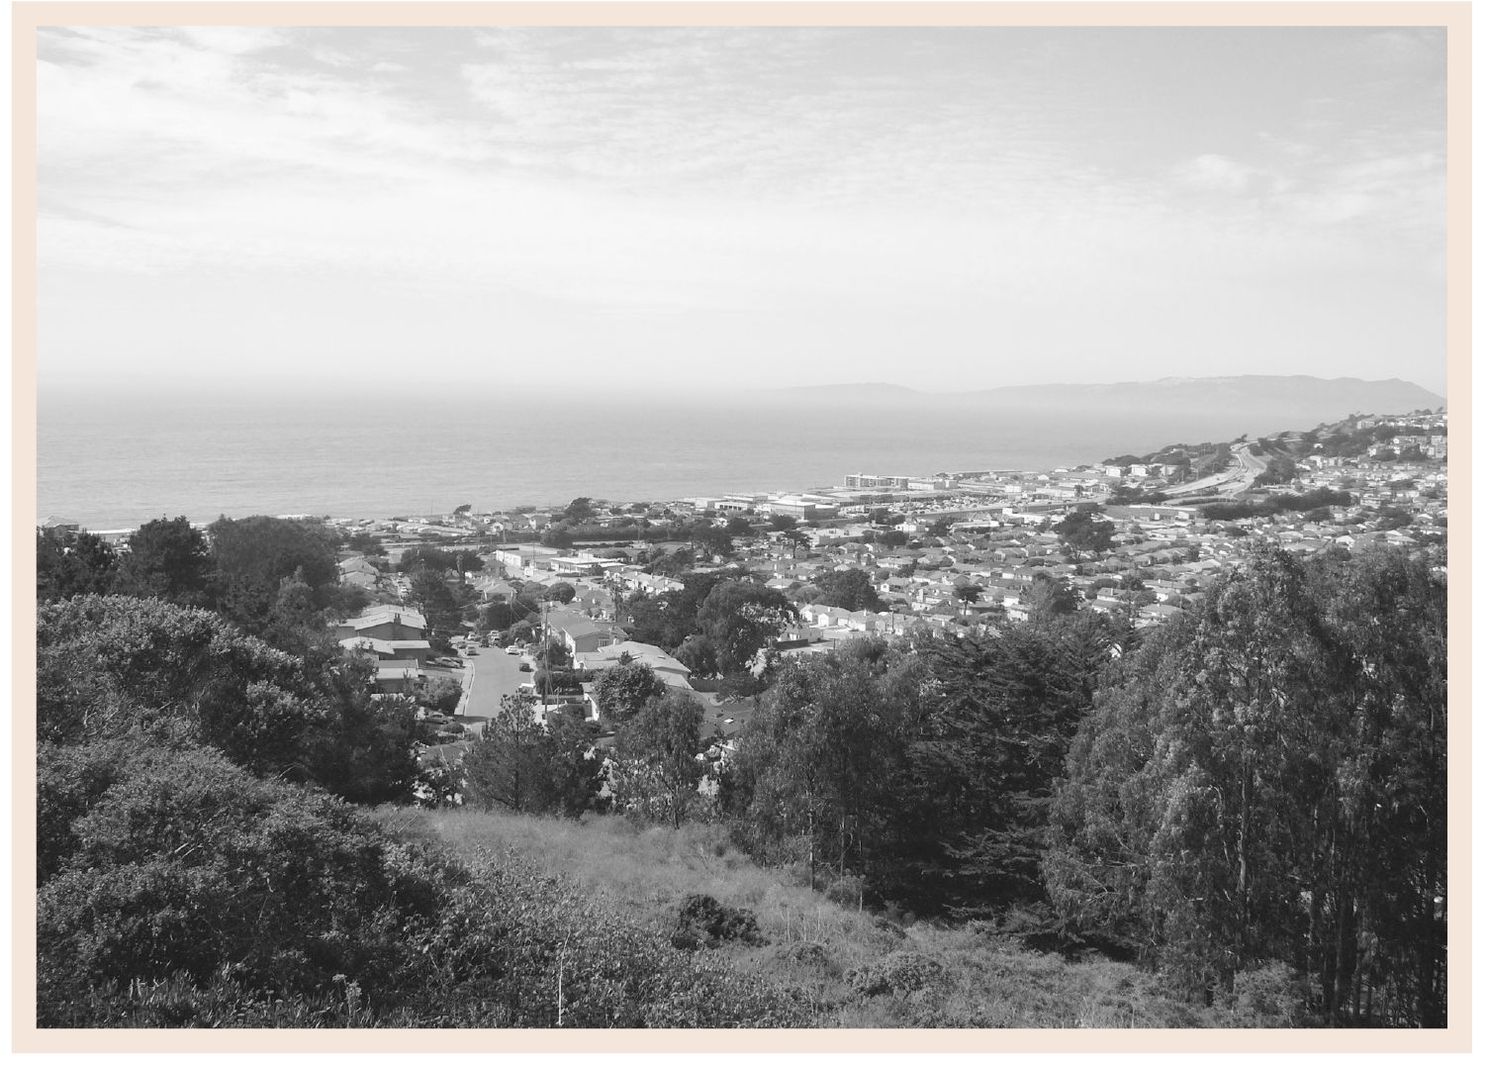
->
[20,1,1464,1044]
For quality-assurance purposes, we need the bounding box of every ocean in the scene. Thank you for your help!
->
[37,385,1312,531]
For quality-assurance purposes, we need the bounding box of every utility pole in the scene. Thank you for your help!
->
[540,595,550,712]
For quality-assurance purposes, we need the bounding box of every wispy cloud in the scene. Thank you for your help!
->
[35,26,1446,391]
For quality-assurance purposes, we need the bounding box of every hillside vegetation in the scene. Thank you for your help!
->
[386,806,1291,1028]
[34,514,1446,1028]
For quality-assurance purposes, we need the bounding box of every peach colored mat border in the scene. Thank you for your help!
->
[10,1,1472,1055]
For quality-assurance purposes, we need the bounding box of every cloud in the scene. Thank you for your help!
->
[34,26,1447,390]
[1174,153,1267,195]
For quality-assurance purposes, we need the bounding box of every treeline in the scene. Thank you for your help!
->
[1200,488,1353,521]
[35,526,1445,1028]
[726,544,1447,1017]
[466,545,1447,1027]
[711,547,1444,1026]
[36,515,362,655]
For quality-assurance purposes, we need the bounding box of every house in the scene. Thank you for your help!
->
[373,659,424,694]
[573,642,694,689]
[336,606,427,643]
[545,610,625,656]
[340,636,434,665]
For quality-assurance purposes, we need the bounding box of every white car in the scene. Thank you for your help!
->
[505,645,523,655]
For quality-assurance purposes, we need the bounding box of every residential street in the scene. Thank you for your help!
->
[456,646,530,736]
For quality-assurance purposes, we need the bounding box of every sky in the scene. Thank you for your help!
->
[34,24,1448,394]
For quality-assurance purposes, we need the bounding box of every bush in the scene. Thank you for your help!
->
[847,951,946,998]
[419,676,462,714]
[671,894,767,951]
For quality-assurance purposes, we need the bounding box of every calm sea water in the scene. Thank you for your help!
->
[38,386,1299,531]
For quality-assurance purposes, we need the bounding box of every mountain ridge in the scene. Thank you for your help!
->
[761,375,1444,417]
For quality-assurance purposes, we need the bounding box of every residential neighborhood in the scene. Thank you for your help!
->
[291,407,1450,790]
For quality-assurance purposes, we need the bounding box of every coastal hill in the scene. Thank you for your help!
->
[763,374,1444,426]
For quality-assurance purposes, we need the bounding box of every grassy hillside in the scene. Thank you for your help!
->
[378,807,1298,1028]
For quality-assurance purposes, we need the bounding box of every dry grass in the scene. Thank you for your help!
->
[377,806,1257,1029]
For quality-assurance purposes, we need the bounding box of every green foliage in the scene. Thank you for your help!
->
[464,696,603,818]
[1200,488,1352,521]
[419,676,463,714]
[591,662,667,724]
[696,580,796,675]
[562,497,596,523]
[208,515,340,630]
[37,595,421,805]
[36,528,119,601]
[900,616,1117,915]
[37,739,430,1018]
[612,691,706,829]
[543,581,578,604]
[1045,548,1446,1025]
[815,567,885,612]
[37,595,314,772]
[689,520,734,558]
[39,739,806,1028]
[347,531,386,557]
[115,517,214,607]
[1054,507,1116,559]
[671,894,766,950]
[725,653,909,893]
[1251,455,1299,487]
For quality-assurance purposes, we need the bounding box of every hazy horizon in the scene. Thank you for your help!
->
[37,26,1447,395]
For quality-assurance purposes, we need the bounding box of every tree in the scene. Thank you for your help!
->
[672,635,718,677]
[695,581,796,675]
[612,692,705,828]
[407,564,463,636]
[781,529,811,559]
[542,582,577,604]
[892,618,1115,916]
[816,568,885,612]
[115,516,214,607]
[347,531,387,557]
[419,676,463,714]
[1054,507,1116,560]
[37,528,119,601]
[1028,571,1079,619]
[768,515,797,532]
[208,515,339,606]
[562,497,596,523]
[689,520,734,558]
[954,582,983,619]
[591,662,666,724]
[724,515,752,537]
[36,594,421,803]
[463,693,549,813]
[482,598,523,633]
[1045,548,1446,1025]
[725,655,902,891]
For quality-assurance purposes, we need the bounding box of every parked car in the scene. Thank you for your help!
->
[506,645,522,655]
[518,662,532,672]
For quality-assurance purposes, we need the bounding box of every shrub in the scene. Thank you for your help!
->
[848,952,947,998]
[671,894,767,951]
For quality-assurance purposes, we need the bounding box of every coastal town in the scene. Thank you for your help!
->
[40,406,1447,770]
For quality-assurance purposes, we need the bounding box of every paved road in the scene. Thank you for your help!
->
[1166,442,1267,501]
[457,647,531,736]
